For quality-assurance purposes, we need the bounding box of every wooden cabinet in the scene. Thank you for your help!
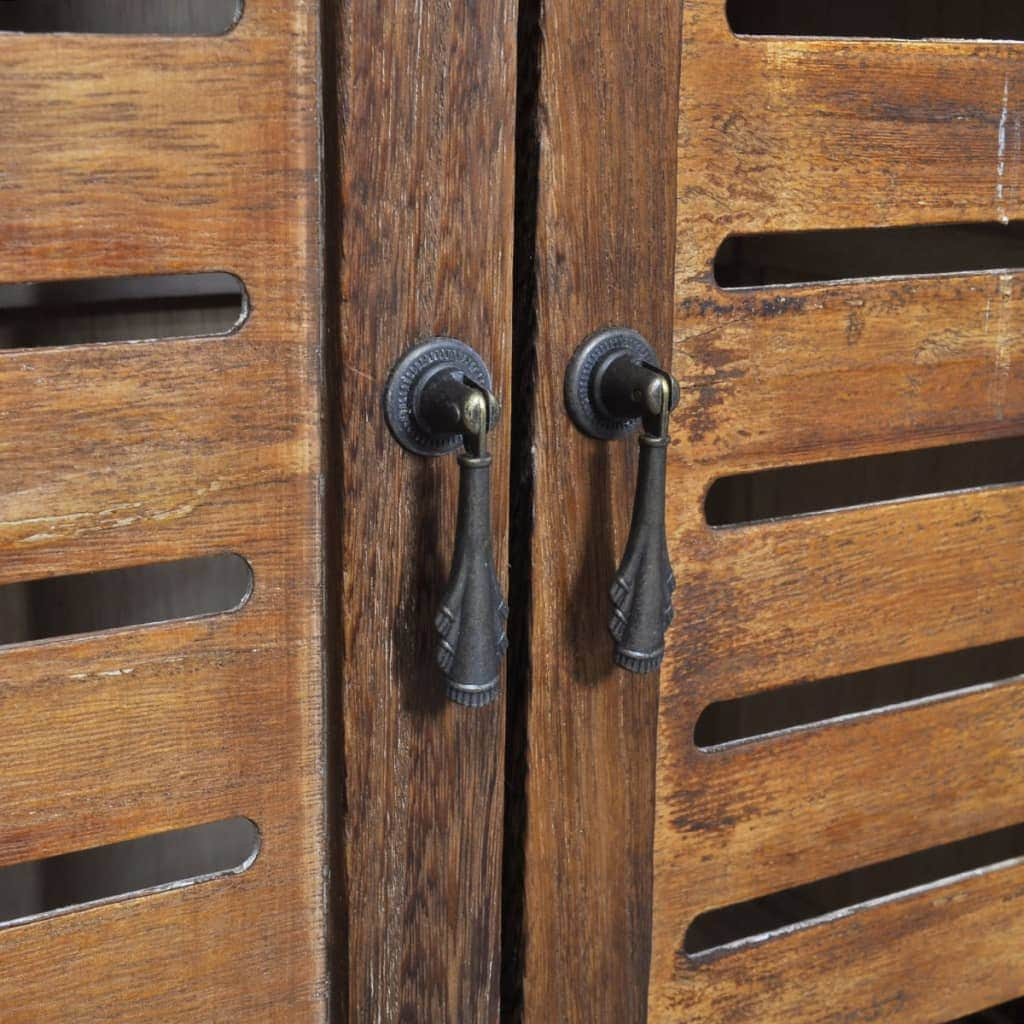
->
[2,2,1023,1022]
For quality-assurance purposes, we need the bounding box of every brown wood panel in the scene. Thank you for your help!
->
[0,610,307,867]
[0,344,313,573]
[677,273,1024,471]
[0,26,307,286]
[0,1,326,1020]
[657,682,1024,910]
[674,486,1024,697]
[653,860,1024,1024]
[679,17,1024,234]
[651,0,1024,1019]
[516,0,684,1020]
[0,869,323,1024]
[327,1,516,1020]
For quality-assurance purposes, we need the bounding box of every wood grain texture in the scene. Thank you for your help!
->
[668,862,1024,1024]
[679,14,1024,229]
[0,2,327,1020]
[328,1,516,1020]
[660,681,1024,907]
[651,4,1024,1020]
[516,1,683,1020]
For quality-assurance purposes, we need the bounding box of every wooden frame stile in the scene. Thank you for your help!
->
[512,0,685,1020]
[327,0,517,1020]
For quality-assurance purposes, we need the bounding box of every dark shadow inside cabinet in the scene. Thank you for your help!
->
[727,0,1024,39]
[955,999,1024,1023]
[0,0,242,35]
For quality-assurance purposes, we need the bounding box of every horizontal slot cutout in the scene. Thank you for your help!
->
[954,997,1024,1023]
[0,554,252,648]
[0,818,259,928]
[727,0,1024,40]
[0,272,247,350]
[696,636,1024,748]
[715,222,1024,289]
[0,1,242,35]
[705,435,1024,526]
[685,821,1024,959]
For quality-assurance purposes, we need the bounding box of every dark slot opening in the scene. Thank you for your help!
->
[685,822,1024,958]
[714,223,1024,289]
[0,272,248,350]
[0,554,252,648]
[0,1,242,36]
[0,818,259,927]
[695,636,1024,747]
[727,0,1024,40]
[705,435,1024,526]
[955,997,1024,1023]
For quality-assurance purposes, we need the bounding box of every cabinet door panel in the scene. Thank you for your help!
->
[521,2,1024,1022]
[0,3,327,1020]
[652,10,1024,1020]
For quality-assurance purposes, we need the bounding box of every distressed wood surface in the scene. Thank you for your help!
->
[0,3,327,1020]
[328,1,516,1020]
[669,863,1024,1024]
[516,1,683,1020]
[651,4,1024,1020]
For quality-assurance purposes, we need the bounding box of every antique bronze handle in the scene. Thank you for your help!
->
[564,329,680,673]
[384,338,507,706]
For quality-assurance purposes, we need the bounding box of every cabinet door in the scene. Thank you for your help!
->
[520,2,1024,1021]
[1,1,517,1019]
[0,2,327,1020]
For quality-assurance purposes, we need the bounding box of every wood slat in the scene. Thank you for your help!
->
[0,342,314,579]
[680,11,1024,236]
[0,604,314,867]
[0,865,324,1023]
[673,486,1024,697]
[651,860,1024,1024]
[657,683,1024,909]
[0,25,310,284]
[676,273,1024,470]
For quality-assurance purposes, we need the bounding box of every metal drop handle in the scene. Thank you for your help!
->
[384,338,507,706]
[564,329,680,674]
